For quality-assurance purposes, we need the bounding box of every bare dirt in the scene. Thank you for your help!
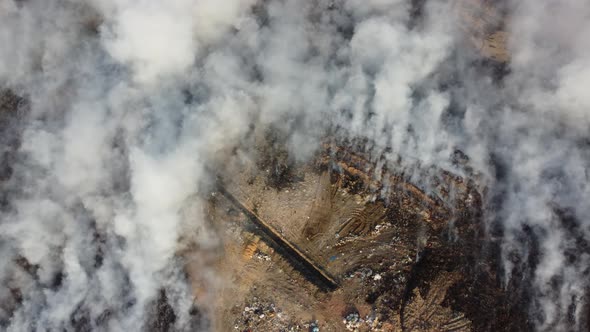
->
[183,135,531,332]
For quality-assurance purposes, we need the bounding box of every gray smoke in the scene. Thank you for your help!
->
[0,0,588,331]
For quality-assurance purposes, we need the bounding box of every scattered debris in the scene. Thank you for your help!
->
[343,312,361,331]
[308,320,320,332]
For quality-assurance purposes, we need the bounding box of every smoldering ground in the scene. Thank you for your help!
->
[0,0,589,331]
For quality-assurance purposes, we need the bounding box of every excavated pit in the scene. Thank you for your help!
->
[190,136,531,332]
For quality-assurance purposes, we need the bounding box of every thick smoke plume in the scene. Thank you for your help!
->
[0,0,589,331]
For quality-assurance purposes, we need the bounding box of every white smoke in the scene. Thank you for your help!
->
[0,0,589,331]
[0,0,255,330]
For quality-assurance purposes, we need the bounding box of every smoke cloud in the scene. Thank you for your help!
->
[0,0,588,331]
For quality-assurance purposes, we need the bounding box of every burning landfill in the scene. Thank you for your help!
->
[1,0,590,331]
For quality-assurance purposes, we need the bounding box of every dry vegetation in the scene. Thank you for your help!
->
[456,0,510,62]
